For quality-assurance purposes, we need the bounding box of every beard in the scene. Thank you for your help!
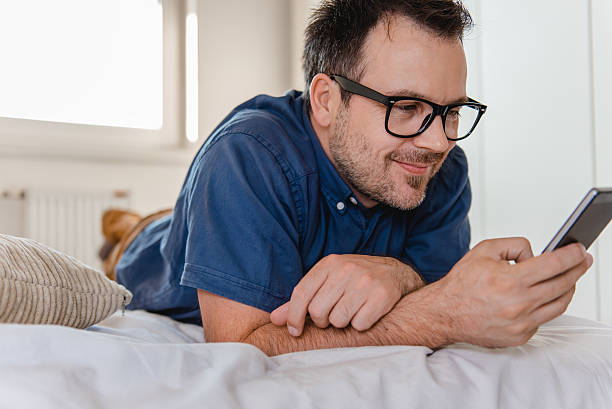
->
[329,105,446,211]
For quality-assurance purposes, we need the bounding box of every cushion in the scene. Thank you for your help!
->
[0,234,132,329]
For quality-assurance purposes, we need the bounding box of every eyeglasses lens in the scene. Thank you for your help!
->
[388,101,480,140]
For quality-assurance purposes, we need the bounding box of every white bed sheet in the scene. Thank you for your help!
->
[0,310,611,409]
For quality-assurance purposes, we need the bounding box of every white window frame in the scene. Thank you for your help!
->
[0,0,196,164]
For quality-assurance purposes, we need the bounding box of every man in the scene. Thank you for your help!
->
[107,0,592,356]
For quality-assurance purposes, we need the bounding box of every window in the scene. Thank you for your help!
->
[0,0,192,160]
[0,0,163,129]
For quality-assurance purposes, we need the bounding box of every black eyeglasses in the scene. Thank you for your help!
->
[329,74,487,141]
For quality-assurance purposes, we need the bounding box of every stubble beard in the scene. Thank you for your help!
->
[329,105,446,211]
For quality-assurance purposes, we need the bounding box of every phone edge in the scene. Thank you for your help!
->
[541,188,599,253]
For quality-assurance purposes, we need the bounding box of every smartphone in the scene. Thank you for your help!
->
[542,187,612,253]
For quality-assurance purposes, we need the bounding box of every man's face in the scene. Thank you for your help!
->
[328,17,468,210]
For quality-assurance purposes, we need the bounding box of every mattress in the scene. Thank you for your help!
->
[0,310,611,409]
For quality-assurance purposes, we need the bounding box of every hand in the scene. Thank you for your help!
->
[430,238,593,347]
[270,254,425,336]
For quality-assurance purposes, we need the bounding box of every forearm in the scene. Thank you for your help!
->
[244,282,452,356]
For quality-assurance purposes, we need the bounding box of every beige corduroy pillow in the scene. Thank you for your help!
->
[0,234,132,329]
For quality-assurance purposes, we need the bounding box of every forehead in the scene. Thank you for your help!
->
[359,16,467,104]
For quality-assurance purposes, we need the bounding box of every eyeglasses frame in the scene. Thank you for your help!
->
[329,74,487,141]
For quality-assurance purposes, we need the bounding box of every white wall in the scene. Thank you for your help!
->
[0,157,189,215]
[592,0,612,323]
[290,0,321,90]
[197,0,292,137]
[460,0,486,245]
[462,0,611,323]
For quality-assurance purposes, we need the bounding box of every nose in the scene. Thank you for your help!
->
[411,115,449,153]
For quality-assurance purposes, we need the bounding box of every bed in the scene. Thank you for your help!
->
[1,309,611,409]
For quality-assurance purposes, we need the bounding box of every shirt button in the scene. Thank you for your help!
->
[349,197,358,205]
[336,201,345,211]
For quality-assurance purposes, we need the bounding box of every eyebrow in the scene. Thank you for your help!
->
[386,88,469,104]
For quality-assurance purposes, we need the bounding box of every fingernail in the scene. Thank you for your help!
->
[288,326,300,337]
[587,254,594,267]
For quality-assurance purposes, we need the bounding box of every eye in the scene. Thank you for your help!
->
[391,101,424,116]
[447,109,461,120]
[397,104,417,112]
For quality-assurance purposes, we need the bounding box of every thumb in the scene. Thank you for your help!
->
[270,302,290,326]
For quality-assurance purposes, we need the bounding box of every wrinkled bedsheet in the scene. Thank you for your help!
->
[0,310,611,409]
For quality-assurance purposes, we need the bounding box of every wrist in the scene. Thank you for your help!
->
[425,280,460,347]
[398,280,456,348]
[392,258,425,296]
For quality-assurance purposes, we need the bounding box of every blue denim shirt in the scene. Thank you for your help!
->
[116,91,471,325]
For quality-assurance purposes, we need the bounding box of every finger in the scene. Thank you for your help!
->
[504,237,534,263]
[307,291,339,329]
[514,242,534,263]
[527,256,589,310]
[307,273,352,328]
[521,242,587,286]
[328,292,368,329]
[586,252,594,268]
[479,237,534,263]
[286,269,328,336]
[350,298,394,331]
[529,285,576,327]
[270,302,289,326]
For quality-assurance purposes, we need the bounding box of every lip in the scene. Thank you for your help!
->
[395,160,430,175]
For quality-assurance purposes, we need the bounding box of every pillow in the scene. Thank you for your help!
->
[0,234,132,329]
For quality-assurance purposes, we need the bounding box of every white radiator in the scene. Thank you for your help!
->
[0,189,131,269]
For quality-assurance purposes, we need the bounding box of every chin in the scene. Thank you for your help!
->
[403,187,427,209]
[383,182,427,211]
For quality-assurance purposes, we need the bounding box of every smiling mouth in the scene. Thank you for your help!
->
[394,160,431,176]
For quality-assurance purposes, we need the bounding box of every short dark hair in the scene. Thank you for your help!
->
[302,0,473,111]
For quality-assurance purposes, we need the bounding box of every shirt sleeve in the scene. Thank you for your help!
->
[401,146,472,283]
[179,131,303,312]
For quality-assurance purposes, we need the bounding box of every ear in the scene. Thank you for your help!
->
[309,73,340,129]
